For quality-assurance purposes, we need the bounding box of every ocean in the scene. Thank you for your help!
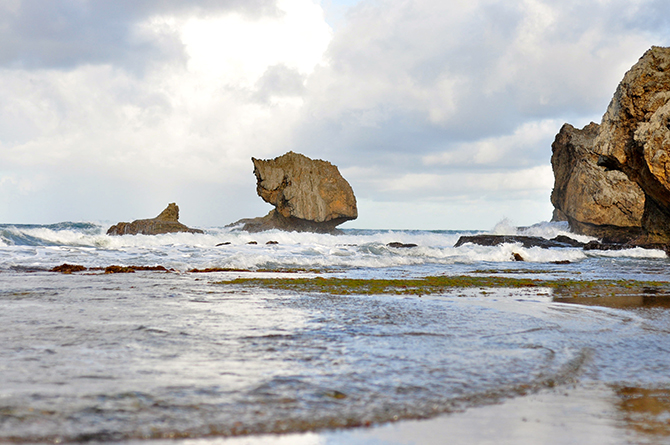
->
[1,221,670,444]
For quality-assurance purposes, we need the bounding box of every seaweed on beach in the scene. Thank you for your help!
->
[215,275,670,298]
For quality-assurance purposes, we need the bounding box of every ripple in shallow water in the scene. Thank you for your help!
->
[1,272,670,442]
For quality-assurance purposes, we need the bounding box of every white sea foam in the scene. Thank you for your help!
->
[0,221,668,279]
[585,247,668,259]
[493,219,596,243]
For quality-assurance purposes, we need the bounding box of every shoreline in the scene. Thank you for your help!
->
[124,383,668,445]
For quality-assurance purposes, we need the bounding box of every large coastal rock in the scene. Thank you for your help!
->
[550,46,670,244]
[595,46,670,243]
[107,203,203,236]
[236,152,358,233]
[550,122,644,241]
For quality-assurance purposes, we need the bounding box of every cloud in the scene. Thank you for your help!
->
[0,0,331,225]
[0,0,669,228]
[0,0,279,71]
[343,164,553,201]
[298,0,666,152]
[422,119,564,169]
[282,0,670,226]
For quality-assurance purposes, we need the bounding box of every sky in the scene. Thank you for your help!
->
[1,0,669,230]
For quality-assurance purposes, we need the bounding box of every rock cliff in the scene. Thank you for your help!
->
[595,46,670,243]
[107,203,204,236]
[234,152,358,233]
[551,46,670,244]
[550,122,644,241]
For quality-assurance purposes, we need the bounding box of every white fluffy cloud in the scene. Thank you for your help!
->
[0,0,669,228]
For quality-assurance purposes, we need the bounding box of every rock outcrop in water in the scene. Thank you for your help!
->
[551,46,670,244]
[550,122,645,241]
[454,234,585,249]
[234,152,358,233]
[107,203,203,236]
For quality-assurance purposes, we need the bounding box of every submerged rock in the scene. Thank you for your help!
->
[104,265,135,274]
[107,203,203,236]
[387,242,418,248]
[51,264,87,274]
[234,152,358,233]
[550,122,644,241]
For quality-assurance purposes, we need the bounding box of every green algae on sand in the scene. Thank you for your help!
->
[215,275,670,298]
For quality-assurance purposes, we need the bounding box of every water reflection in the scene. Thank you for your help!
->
[553,286,670,310]
[554,294,670,309]
[616,387,670,438]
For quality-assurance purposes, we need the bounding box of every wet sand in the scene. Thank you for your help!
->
[136,383,669,445]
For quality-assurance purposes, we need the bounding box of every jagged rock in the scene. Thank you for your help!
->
[107,203,203,236]
[595,46,670,243]
[550,122,644,241]
[234,152,358,233]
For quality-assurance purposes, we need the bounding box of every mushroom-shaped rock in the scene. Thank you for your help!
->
[234,152,358,233]
[107,203,204,236]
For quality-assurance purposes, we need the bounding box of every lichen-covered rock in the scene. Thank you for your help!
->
[235,152,358,233]
[550,122,644,241]
[107,203,203,236]
[595,46,670,243]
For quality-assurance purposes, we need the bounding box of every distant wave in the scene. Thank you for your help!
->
[0,221,666,276]
[0,222,105,247]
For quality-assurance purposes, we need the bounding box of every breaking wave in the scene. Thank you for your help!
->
[0,221,667,279]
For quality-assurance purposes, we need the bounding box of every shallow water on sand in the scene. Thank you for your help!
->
[2,271,670,443]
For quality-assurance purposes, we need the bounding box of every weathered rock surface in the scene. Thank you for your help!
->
[107,203,203,236]
[550,122,645,241]
[235,152,358,233]
[594,46,670,243]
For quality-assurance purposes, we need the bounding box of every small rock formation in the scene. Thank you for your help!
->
[387,242,418,248]
[551,46,670,244]
[234,152,358,233]
[51,263,87,274]
[550,122,645,241]
[107,203,203,236]
[453,235,585,249]
[453,234,668,255]
[595,46,670,243]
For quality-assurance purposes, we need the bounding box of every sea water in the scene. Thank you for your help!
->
[1,221,669,443]
[0,221,667,279]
